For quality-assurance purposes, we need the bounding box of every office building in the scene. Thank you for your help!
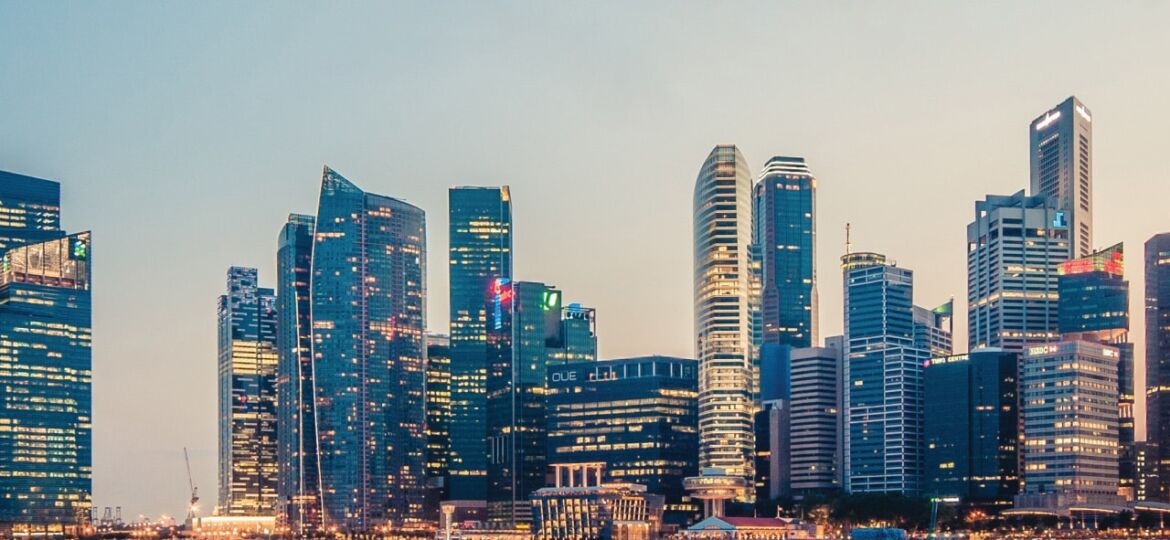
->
[425,334,452,521]
[1016,341,1122,511]
[217,267,279,516]
[0,171,62,254]
[1135,442,1160,502]
[914,300,953,357]
[755,344,791,502]
[1147,233,1170,501]
[485,280,596,528]
[1030,96,1093,258]
[448,186,513,501]
[311,166,426,531]
[752,156,817,349]
[275,213,320,533]
[692,145,756,495]
[1057,243,1135,499]
[967,191,1069,352]
[841,251,930,495]
[923,350,1019,507]
[547,356,699,526]
[531,463,665,540]
[0,232,92,535]
[789,344,843,498]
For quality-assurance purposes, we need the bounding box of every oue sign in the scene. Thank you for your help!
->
[551,371,578,383]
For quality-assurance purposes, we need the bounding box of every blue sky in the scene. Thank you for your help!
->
[2,1,1169,519]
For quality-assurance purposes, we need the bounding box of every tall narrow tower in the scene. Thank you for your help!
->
[310,166,427,531]
[692,145,756,495]
[1030,96,1093,258]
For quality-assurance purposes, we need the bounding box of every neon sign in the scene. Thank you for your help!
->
[492,278,512,330]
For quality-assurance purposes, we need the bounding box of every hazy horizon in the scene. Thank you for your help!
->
[2,1,1169,520]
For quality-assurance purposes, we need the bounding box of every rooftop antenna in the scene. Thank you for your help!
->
[845,223,852,255]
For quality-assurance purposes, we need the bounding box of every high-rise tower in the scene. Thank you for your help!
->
[1146,233,1170,501]
[693,145,756,495]
[311,167,427,531]
[1030,96,1093,258]
[276,214,320,533]
[217,267,279,516]
[841,252,932,495]
[967,191,1068,352]
[753,156,817,349]
[0,171,63,254]
[0,232,92,535]
[448,186,512,501]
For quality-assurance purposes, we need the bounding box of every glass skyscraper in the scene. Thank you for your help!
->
[485,280,596,528]
[546,356,700,526]
[217,267,279,516]
[967,191,1069,352]
[1146,233,1170,501]
[0,231,92,535]
[1030,96,1093,258]
[424,333,451,522]
[692,145,755,496]
[275,213,320,533]
[310,166,427,531]
[0,171,62,254]
[1057,243,1135,499]
[789,341,843,498]
[448,186,512,502]
[923,350,1018,507]
[752,156,817,349]
[841,252,931,495]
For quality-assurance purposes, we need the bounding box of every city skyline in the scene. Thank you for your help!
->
[3,2,1170,521]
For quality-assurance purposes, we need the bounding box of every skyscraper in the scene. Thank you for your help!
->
[1016,341,1122,511]
[967,191,1068,352]
[1030,96,1093,258]
[1146,233,1170,501]
[0,171,62,254]
[1057,243,1134,499]
[923,350,1019,507]
[448,186,512,502]
[788,343,843,498]
[692,145,755,495]
[275,213,320,533]
[752,156,818,349]
[217,267,279,516]
[755,345,792,502]
[424,334,452,521]
[311,166,427,531]
[546,356,700,526]
[0,232,92,535]
[841,251,931,495]
[485,280,597,528]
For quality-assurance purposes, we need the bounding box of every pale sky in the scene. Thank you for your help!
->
[2,1,1169,520]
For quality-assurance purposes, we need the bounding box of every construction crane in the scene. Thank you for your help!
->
[184,448,200,524]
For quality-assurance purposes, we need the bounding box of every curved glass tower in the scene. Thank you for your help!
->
[310,166,426,532]
[692,145,755,494]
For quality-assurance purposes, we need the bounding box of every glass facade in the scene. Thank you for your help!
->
[752,156,817,350]
[0,171,62,255]
[923,350,1018,507]
[692,145,755,495]
[485,280,596,528]
[0,232,91,534]
[1030,96,1093,258]
[275,213,320,533]
[311,166,426,531]
[545,357,699,526]
[1146,233,1170,501]
[424,333,451,522]
[788,342,843,497]
[217,267,279,515]
[448,186,512,501]
[841,252,930,495]
[1057,242,1135,499]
